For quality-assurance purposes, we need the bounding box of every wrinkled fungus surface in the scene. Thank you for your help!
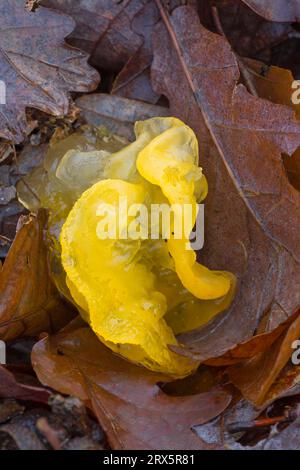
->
[19,118,235,376]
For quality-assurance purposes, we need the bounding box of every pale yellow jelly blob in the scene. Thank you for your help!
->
[60,117,235,376]
[17,126,125,299]
[61,179,197,376]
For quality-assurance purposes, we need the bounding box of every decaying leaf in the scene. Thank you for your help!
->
[228,309,300,405]
[244,59,300,192]
[151,4,300,361]
[244,59,300,118]
[251,416,300,450]
[76,93,170,140]
[0,211,75,342]
[111,0,197,103]
[41,0,148,71]
[111,0,160,103]
[0,143,48,257]
[0,365,50,404]
[194,396,258,449]
[241,0,300,22]
[199,0,293,64]
[264,363,300,404]
[205,312,298,366]
[0,0,99,143]
[0,0,299,452]
[32,325,232,450]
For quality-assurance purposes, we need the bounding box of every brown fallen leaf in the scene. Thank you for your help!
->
[76,93,170,140]
[0,201,26,258]
[32,326,232,450]
[199,0,293,64]
[0,0,99,143]
[195,395,258,449]
[0,143,48,256]
[241,0,300,22]
[228,310,300,405]
[151,3,300,361]
[263,363,300,405]
[0,211,75,342]
[111,0,198,103]
[0,365,50,403]
[204,312,298,366]
[244,59,300,117]
[41,0,147,71]
[244,59,300,192]
[111,0,160,103]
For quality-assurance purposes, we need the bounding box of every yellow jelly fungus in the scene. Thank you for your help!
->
[58,117,235,377]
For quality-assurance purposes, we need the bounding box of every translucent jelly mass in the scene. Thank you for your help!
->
[18,118,235,377]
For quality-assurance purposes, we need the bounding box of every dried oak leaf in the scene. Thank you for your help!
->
[151,4,300,361]
[241,0,300,22]
[32,326,232,450]
[0,211,75,342]
[41,0,192,74]
[111,0,197,103]
[0,0,99,143]
[206,0,293,64]
[41,0,148,71]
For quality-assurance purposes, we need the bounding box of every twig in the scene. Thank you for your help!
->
[227,415,287,433]
[227,407,299,434]
[36,417,62,450]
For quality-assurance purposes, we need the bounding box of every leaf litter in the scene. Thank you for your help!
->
[1,0,300,450]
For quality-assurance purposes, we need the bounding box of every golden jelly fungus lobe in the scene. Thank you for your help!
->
[59,117,235,376]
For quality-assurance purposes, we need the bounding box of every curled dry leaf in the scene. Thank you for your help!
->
[228,310,300,405]
[32,326,232,450]
[0,365,51,404]
[152,4,300,361]
[241,0,300,22]
[223,60,300,406]
[0,0,99,143]
[0,211,75,342]
[244,58,300,192]
[264,363,300,404]
[205,312,298,366]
